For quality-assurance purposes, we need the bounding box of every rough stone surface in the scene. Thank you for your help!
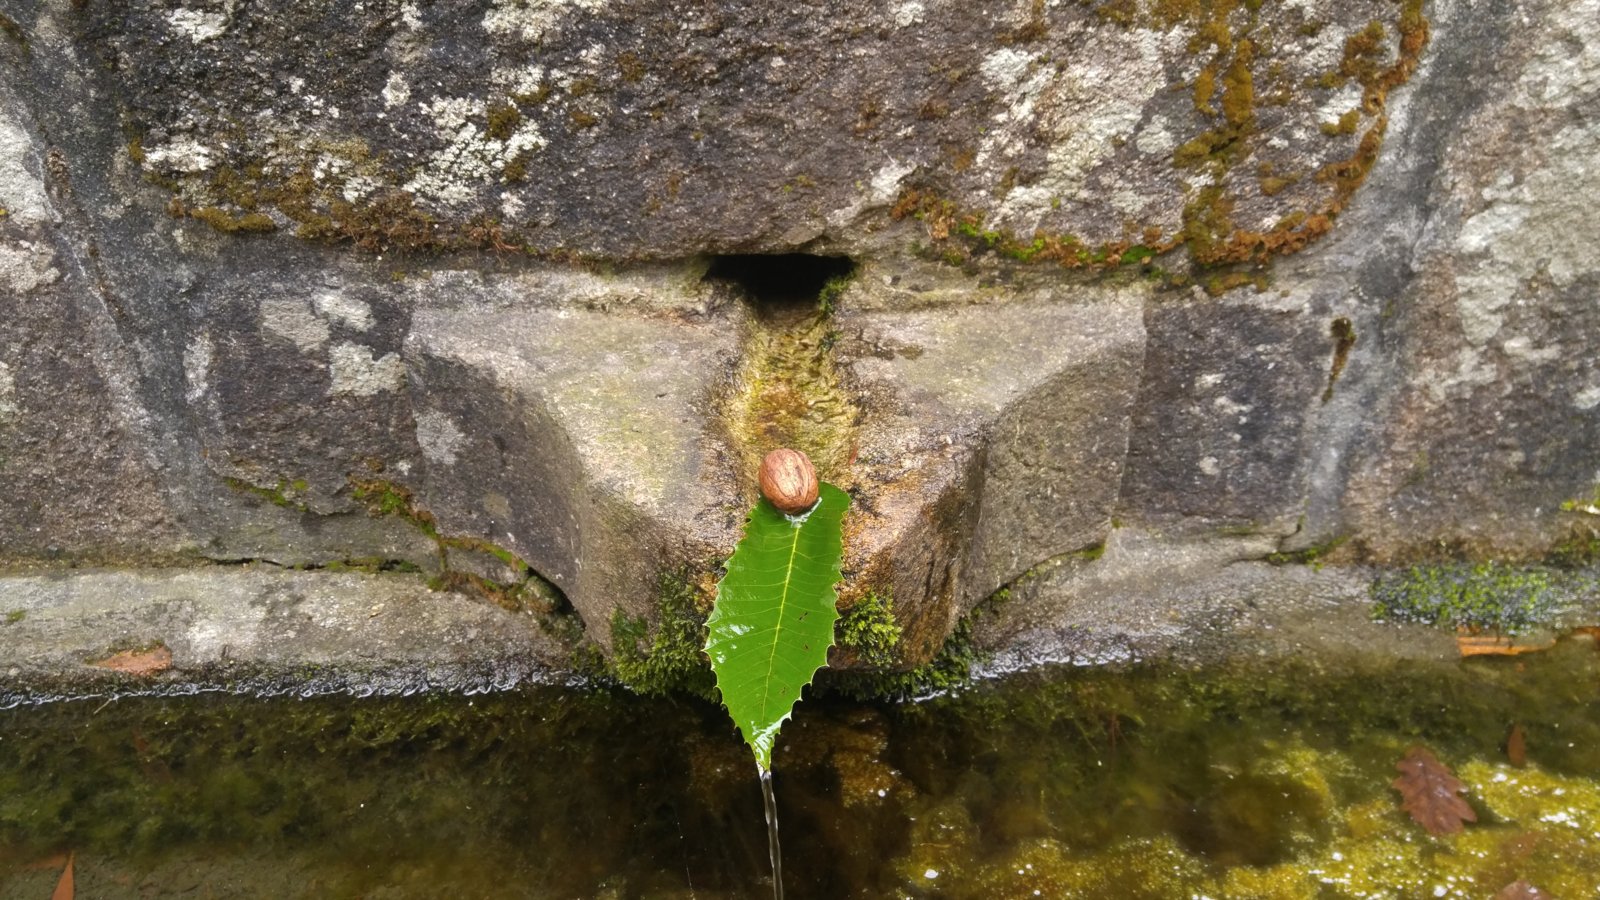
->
[79,0,1426,262]
[0,567,569,705]
[0,0,1597,673]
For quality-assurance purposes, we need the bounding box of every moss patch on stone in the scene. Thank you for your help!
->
[607,569,716,700]
[897,0,1429,293]
[824,613,982,701]
[721,279,860,490]
[835,590,903,668]
[1371,563,1557,634]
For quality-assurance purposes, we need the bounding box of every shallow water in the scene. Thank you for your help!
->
[2,634,1598,899]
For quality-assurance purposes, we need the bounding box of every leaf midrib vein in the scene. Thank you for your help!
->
[757,520,804,720]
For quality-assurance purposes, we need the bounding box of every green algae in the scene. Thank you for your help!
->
[4,634,1600,897]
[721,279,859,491]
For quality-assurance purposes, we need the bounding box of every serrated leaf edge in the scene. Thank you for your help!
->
[707,484,848,772]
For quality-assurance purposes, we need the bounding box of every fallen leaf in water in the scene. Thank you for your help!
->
[1506,723,1527,768]
[1456,633,1556,657]
[51,851,73,900]
[1392,745,1477,835]
[91,645,172,676]
[1494,880,1548,899]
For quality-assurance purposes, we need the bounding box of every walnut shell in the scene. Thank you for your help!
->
[758,448,820,515]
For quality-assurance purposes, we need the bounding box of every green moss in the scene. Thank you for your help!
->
[484,100,521,142]
[346,477,574,616]
[816,271,855,316]
[1371,563,1556,634]
[1265,533,1348,568]
[224,476,311,511]
[1547,522,1600,568]
[608,570,716,699]
[723,270,859,488]
[1320,109,1362,136]
[188,207,277,234]
[836,591,903,667]
[4,609,24,624]
[826,614,981,701]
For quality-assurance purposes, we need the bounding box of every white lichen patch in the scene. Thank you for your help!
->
[183,332,213,404]
[1453,121,1600,346]
[313,293,374,332]
[827,158,918,228]
[1447,0,1600,348]
[166,7,228,42]
[328,342,405,397]
[982,25,1174,232]
[403,96,547,207]
[890,1,926,28]
[490,64,547,97]
[260,298,331,352]
[1133,115,1176,157]
[1315,83,1366,125]
[0,360,17,423]
[143,138,217,174]
[1574,384,1600,411]
[0,241,61,294]
[483,0,610,44]
[382,72,411,109]
[0,113,53,228]
[415,409,466,465]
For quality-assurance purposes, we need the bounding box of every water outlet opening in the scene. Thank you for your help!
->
[704,253,855,316]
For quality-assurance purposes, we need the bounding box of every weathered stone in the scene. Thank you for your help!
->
[836,280,1146,658]
[1332,0,1600,562]
[0,0,1598,680]
[0,79,184,564]
[0,567,569,704]
[403,273,745,643]
[82,0,1425,267]
[1118,288,1330,535]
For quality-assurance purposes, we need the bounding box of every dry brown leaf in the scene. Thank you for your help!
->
[51,851,73,900]
[1494,880,1548,900]
[1392,745,1477,836]
[91,645,172,676]
[1506,723,1527,768]
[1456,633,1556,657]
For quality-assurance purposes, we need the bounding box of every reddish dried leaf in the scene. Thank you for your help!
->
[1494,880,1548,900]
[1506,723,1527,768]
[91,646,172,676]
[1456,633,1555,657]
[1392,745,1477,836]
[51,851,73,900]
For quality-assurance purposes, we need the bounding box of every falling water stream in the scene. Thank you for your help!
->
[758,767,783,900]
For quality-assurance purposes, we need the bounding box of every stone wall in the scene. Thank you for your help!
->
[1,0,1596,668]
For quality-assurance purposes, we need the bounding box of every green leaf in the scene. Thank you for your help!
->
[706,482,850,771]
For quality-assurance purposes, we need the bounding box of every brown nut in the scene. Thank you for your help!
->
[758,448,820,515]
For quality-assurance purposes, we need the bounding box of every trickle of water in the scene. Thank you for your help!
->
[759,765,783,900]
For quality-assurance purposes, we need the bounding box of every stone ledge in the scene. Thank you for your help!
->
[0,567,572,706]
